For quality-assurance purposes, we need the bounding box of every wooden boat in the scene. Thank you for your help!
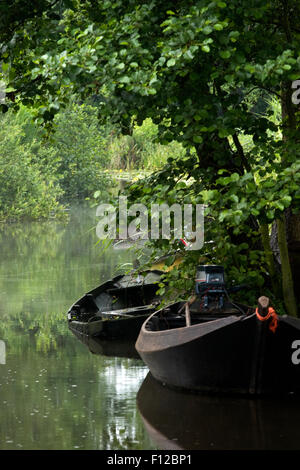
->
[136,292,300,395]
[137,372,300,450]
[67,270,161,339]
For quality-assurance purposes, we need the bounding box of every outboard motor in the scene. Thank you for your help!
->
[195,265,226,309]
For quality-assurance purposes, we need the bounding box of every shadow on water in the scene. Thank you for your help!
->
[137,372,300,450]
[69,328,141,360]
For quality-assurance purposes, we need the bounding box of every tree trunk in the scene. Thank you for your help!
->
[260,223,279,293]
[279,81,300,308]
[285,208,300,294]
[276,216,298,317]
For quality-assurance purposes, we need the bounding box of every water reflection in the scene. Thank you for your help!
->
[5,203,300,451]
[0,204,134,353]
[137,373,300,450]
[0,338,150,450]
[0,205,155,450]
[69,328,140,359]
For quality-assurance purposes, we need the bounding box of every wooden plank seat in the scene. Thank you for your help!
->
[101,304,156,319]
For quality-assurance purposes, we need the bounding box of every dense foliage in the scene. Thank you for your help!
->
[1,0,300,314]
[0,102,183,220]
[50,103,109,200]
[0,110,63,222]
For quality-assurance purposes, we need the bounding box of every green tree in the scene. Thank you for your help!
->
[0,111,63,222]
[51,102,110,200]
[1,0,300,314]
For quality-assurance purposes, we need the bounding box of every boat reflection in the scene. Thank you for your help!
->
[137,372,300,450]
[69,328,140,359]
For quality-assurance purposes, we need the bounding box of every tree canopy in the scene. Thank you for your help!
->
[1,0,300,314]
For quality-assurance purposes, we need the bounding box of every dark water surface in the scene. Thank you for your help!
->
[137,373,300,450]
[1,205,300,450]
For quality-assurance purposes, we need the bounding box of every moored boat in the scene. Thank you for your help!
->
[67,270,161,339]
[136,265,300,395]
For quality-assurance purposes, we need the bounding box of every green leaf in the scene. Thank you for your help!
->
[219,50,231,59]
[167,58,176,67]
[230,173,240,182]
[274,201,285,211]
[119,76,130,83]
[5,86,16,92]
[229,194,239,203]
[1,62,10,72]
[214,23,224,31]
[202,26,213,35]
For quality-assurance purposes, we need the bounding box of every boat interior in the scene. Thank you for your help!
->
[69,282,160,322]
[145,299,252,331]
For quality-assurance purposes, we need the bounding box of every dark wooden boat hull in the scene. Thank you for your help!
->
[68,270,161,339]
[136,303,300,395]
[69,311,150,340]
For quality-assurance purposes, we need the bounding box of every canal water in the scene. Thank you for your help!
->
[0,205,154,450]
[1,205,300,450]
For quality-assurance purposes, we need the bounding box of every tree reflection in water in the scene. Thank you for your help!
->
[0,205,155,450]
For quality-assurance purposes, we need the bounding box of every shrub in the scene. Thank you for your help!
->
[51,103,111,200]
[107,118,186,170]
[0,113,63,222]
